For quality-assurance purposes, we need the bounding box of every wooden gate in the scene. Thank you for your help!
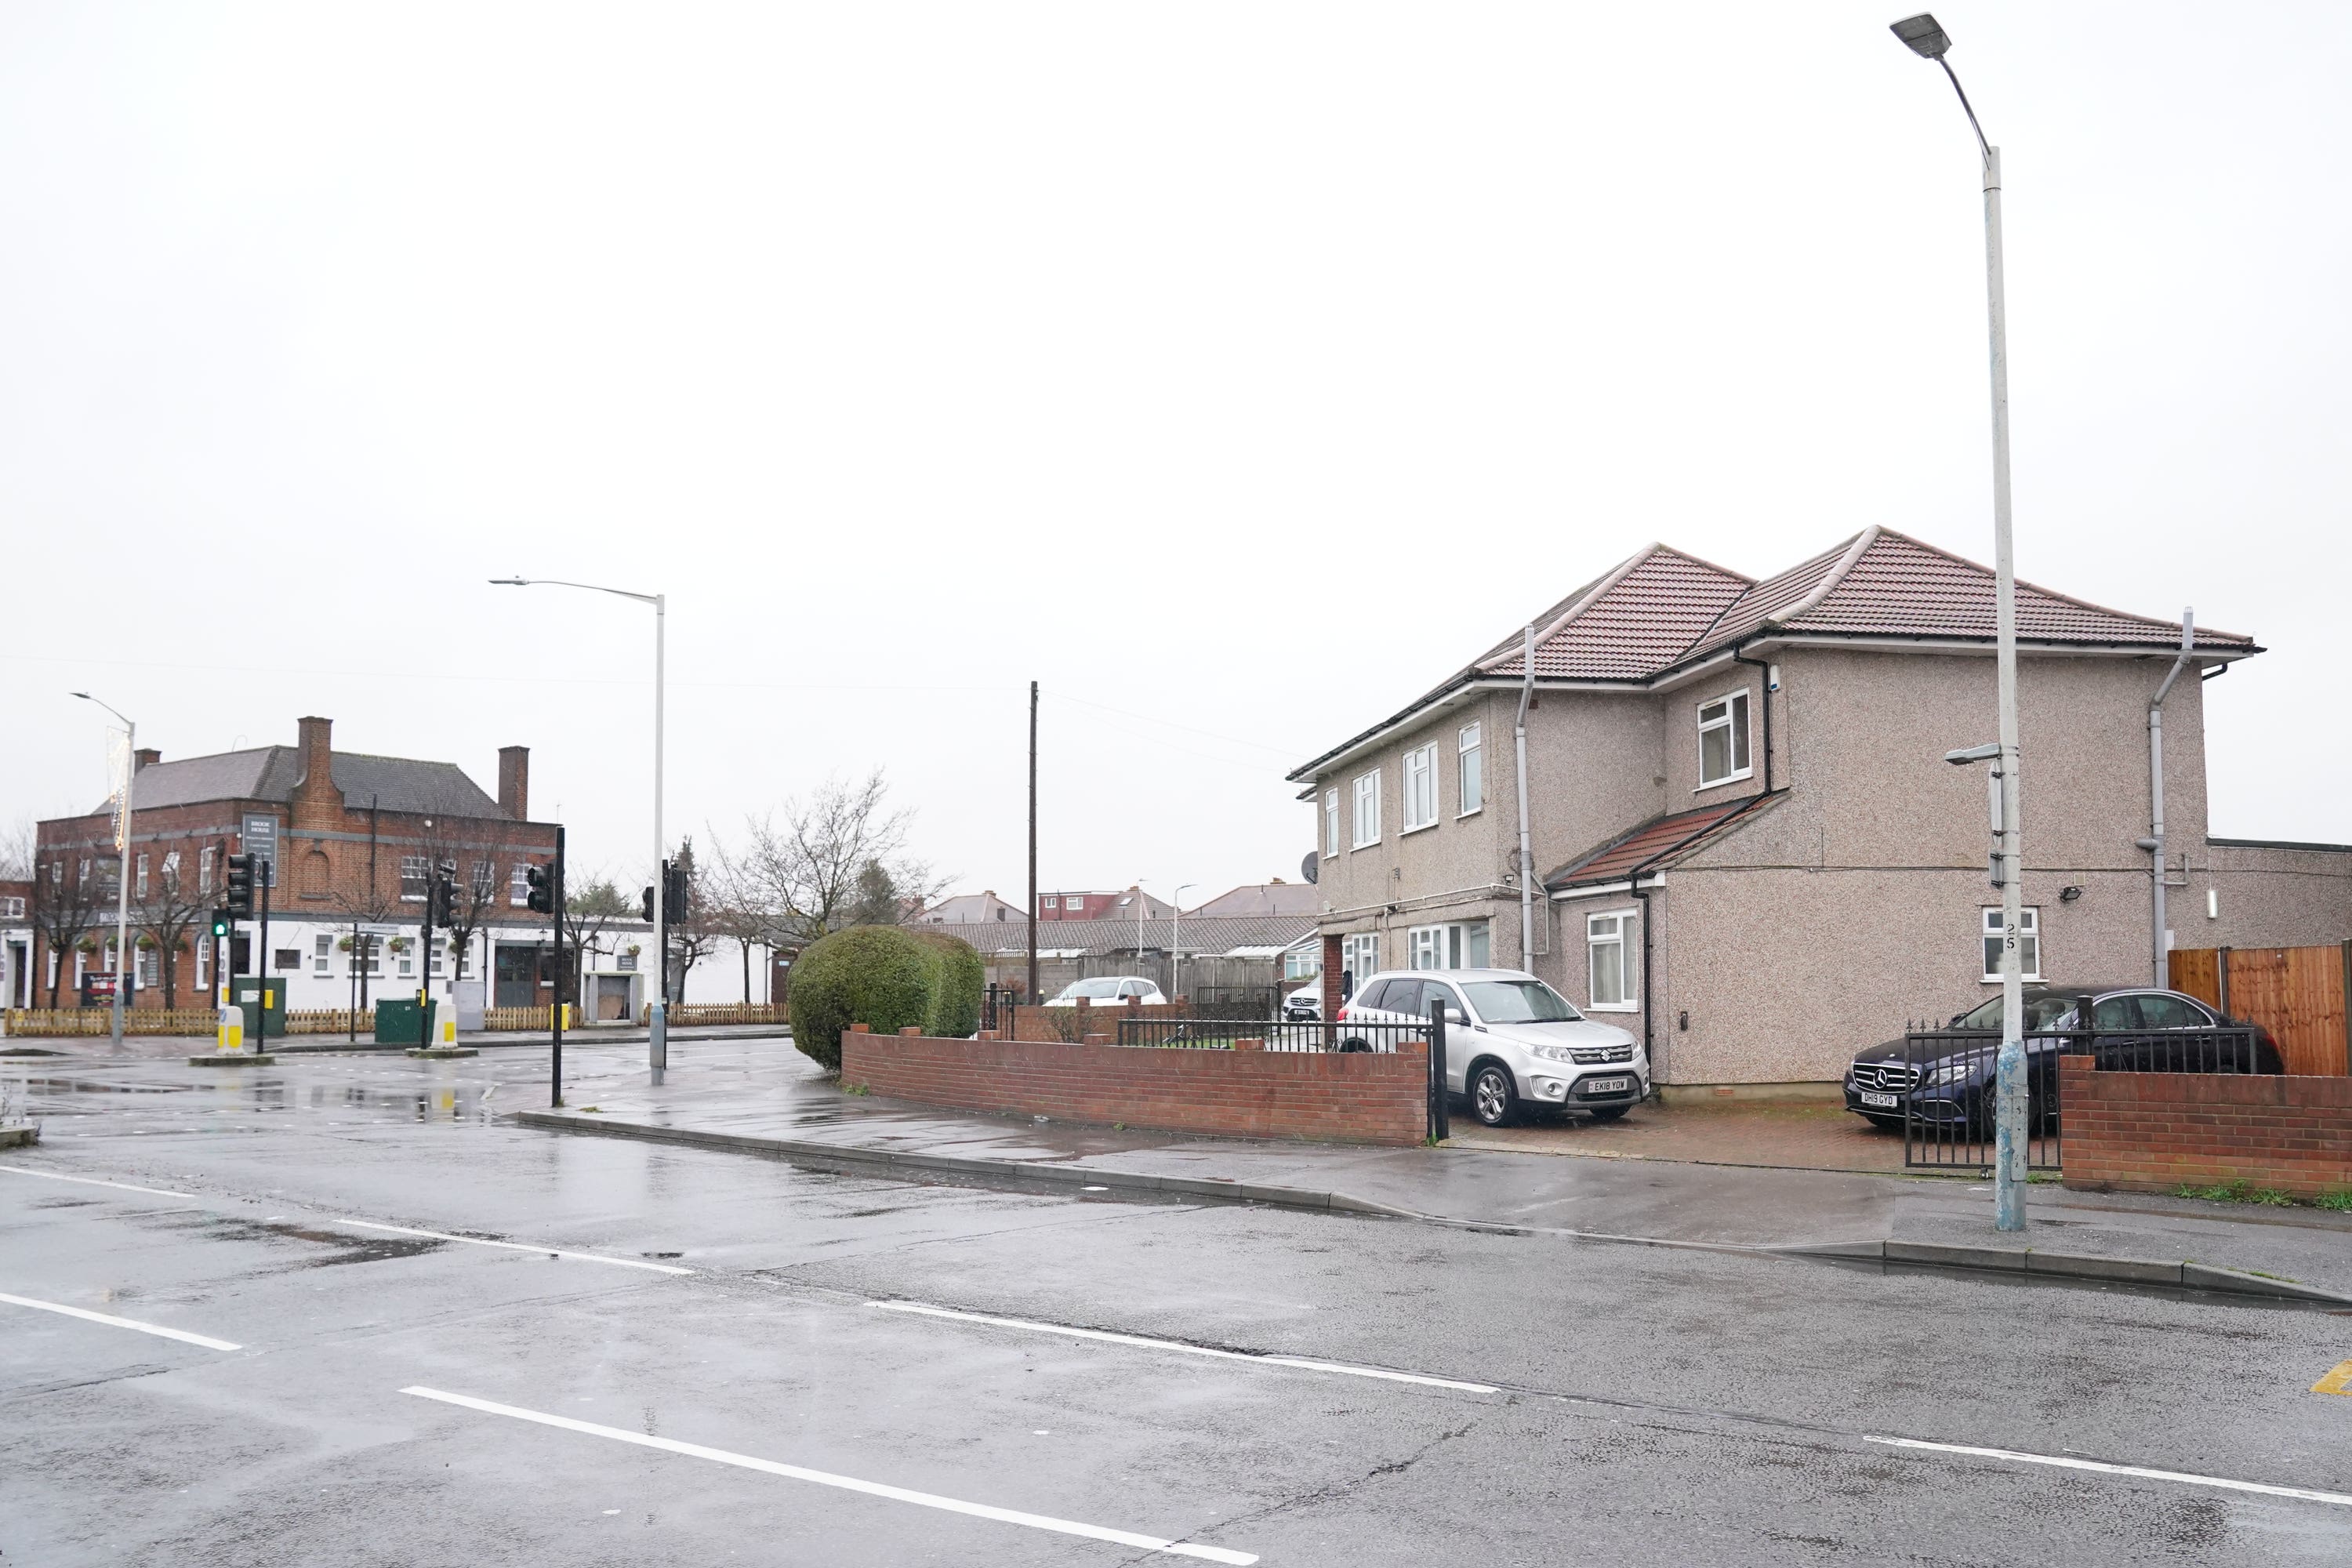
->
[2169,942,2351,1076]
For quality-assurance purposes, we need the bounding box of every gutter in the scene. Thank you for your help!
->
[2135,610,2197,987]
[1515,624,1536,973]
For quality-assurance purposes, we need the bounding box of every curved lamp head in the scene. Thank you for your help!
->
[1890,13,1951,59]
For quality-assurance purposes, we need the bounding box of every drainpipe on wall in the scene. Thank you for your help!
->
[2136,610,2196,988]
[1515,625,1537,974]
[1730,644,1778,793]
[1630,881,1656,1085]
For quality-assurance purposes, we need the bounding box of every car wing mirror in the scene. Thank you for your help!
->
[1446,1008,1467,1025]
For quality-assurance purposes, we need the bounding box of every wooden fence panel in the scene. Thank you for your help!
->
[2171,944,2350,1076]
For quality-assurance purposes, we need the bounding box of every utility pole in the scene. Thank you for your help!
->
[1027,680,1039,1009]
[71,693,135,1048]
[1894,13,2028,1231]
[550,828,566,1105]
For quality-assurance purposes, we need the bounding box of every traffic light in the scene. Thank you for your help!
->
[524,862,556,914]
[210,909,231,942]
[224,855,255,917]
[428,869,457,927]
[664,859,690,921]
[640,884,655,922]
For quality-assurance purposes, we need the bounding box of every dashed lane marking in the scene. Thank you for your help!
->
[869,1299,1498,1392]
[0,1164,198,1200]
[399,1386,1257,1564]
[331,1219,693,1275]
[0,1291,241,1352]
[2314,1361,2352,1396]
[1864,1435,2352,1508]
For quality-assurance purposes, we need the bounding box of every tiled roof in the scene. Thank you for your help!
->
[920,913,1316,958]
[1545,794,1777,889]
[1480,545,1754,681]
[1186,881,1320,917]
[97,747,505,818]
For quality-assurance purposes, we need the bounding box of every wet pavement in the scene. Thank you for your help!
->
[5,1034,2352,1565]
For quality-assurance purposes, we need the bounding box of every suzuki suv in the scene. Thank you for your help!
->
[1339,967,1648,1127]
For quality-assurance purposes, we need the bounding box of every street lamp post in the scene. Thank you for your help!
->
[71,693,135,1050]
[492,577,670,1071]
[1893,13,2028,1232]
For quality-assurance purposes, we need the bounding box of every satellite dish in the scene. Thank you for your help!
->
[1300,851,1319,885]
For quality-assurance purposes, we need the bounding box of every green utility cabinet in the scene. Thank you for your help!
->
[372,998,426,1046]
[230,978,286,1039]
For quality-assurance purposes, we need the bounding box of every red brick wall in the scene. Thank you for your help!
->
[843,1028,1429,1146]
[2060,1054,2352,1198]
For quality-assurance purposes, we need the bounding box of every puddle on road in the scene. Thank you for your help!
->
[126,1210,449,1269]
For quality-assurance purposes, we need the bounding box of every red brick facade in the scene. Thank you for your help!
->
[2059,1054,2352,1199]
[842,1027,1430,1145]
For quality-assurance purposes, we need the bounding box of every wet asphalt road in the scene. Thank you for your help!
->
[3,1037,2350,1565]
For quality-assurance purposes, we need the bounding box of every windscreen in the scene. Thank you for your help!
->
[1957,995,2078,1031]
[1056,978,1123,1000]
[1462,979,1581,1024]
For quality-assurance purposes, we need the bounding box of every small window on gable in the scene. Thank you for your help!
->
[1697,689,1752,787]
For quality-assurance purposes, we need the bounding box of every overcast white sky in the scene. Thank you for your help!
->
[5,3,2347,903]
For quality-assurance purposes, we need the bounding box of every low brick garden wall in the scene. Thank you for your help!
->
[2059,1054,2352,1199]
[841,1025,1428,1146]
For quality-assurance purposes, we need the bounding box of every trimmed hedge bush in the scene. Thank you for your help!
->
[788,924,984,1070]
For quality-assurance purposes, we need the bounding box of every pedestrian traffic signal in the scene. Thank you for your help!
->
[524,862,556,914]
[224,855,255,916]
[210,909,231,941]
[428,872,457,926]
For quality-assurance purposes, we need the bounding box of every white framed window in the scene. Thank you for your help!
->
[1341,932,1381,990]
[1352,770,1381,848]
[511,862,532,906]
[1980,907,2042,982]
[136,946,159,989]
[1043,895,1058,909]
[1697,688,1752,788]
[200,845,216,893]
[314,935,333,976]
[1323,789,1339,858]
[1408,920,1491,971]
[195,937,209,991]
[397,946,415,978]
[136,854,150,899]
[429,943,445,977]
[1457,723,1483,815]
[357,935,383,977]
[1402,745,1438,832]
[1283,945,1320,980]
[1065,895,1083,913]
[162,850,180,887]
[399,855,429,902]
[470,859,497,898]
[1587,909,1639,1011]
[0,895,20,919]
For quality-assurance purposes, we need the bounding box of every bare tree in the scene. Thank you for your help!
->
[139,845,214,1009]
[0,815,34,883]
[715,771,949,948]
[28,853,102,1008]
[560,873,629,1022]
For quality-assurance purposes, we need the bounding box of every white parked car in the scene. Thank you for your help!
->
[1045,976,1167,1007]
[1338,967,1647,1127]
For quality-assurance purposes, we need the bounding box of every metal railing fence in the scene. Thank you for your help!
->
[1114,1017,1430,1054]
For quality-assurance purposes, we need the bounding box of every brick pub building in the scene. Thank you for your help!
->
[31,716,560,1013]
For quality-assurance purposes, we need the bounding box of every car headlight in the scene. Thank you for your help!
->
[1528,1044,1577,1062]
[1924,1059,1981,1086]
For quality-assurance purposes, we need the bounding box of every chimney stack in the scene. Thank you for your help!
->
[133,748,161,771]
[292,716,336,829]
[498,746,530,822]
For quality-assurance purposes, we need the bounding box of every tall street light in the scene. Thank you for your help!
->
[492,577,671,1071]
[1892,13,2029,1232]
[71,692,135,1050]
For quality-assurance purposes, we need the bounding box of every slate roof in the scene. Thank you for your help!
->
[920,913,1316,957]
[1544,793,1780,890]
[1185,881,1321,918]
[1290,526,2257,782]
[100,747,505,818]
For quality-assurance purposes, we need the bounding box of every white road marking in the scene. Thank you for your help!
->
[401,1386,1257,1564]
[0,1164,198,1200]
[1864,1436,2352,1508]
[0,1291,241,1352]
[332,1219,693,1275]
[869,1300,1497,1392]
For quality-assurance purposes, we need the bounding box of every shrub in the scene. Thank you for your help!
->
[913,931,985,1039]
[787,925,940,1070]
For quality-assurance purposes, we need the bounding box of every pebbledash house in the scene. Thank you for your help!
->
[1287,528,2352,1098]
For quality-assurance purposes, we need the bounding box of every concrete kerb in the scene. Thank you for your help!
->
[510,1109,2352,1305]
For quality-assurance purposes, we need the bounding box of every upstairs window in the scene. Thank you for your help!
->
[400,855,429,902]
[1697,689,1752,787]
[1457,722,1483,815]
[200,846,216,893]
[136,854,150,899]
[510,863,532,906]
[1352,770,1381,848]
[1980,907,2042,982]
[1323,789,1339,858]
[1065,895,1083,913]
[1401,745,1437,831]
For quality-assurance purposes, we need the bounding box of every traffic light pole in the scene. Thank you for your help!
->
[256,863,270,1045]
[550,827,566,1107]
[418,876,435,1049]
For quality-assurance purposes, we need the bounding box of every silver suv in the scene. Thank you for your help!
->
[1340,967,1648,1127]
